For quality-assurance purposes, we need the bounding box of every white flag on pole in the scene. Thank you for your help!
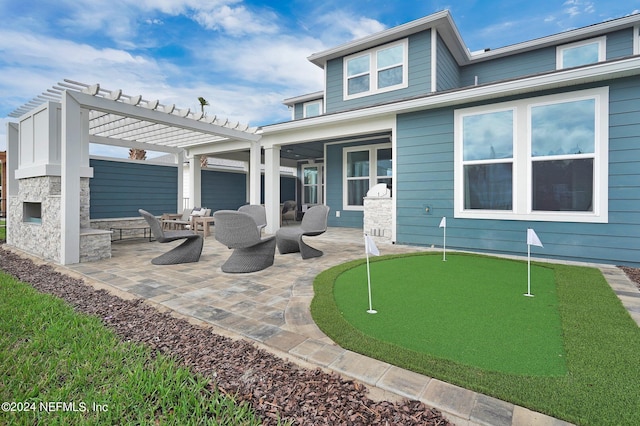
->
[365,234,380,256]
[439,216,446,228]
[527,228,543,247]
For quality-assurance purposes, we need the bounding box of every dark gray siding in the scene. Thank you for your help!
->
[606,28,634,60]
[436,33,460,91]
[89,159,178,218]
[460,47,556,87]
[395,79,640,267]
[325,31,432,114]
[201,170,246,211]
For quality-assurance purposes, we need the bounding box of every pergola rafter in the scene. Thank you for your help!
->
[9,79,261,154]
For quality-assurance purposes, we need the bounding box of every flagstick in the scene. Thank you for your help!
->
[364,235,377,314]
[442,224,447,262]
[525,244,534,297]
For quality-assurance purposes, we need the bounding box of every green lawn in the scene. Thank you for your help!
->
[0,271,264,425]
[0,220,5,241]
[311,252,640,425]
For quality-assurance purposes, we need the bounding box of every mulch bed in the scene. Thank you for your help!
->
[620,266,640,291]
[0,246,450,425]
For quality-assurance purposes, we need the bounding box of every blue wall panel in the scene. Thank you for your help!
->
[436,33,460,91]
[89,159,178,218]
[395,78,640,266]
[460,47,555,87]
[606,29,634,60]
[201,170,246,211]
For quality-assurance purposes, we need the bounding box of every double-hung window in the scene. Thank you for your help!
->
[556,37,606,69]
[302,163,323,205]
[344,144,392,210]
[344,40,408,99]
[454,87,608,223]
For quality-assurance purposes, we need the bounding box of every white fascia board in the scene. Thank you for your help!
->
[283,91,324,106]
[263,56,640,139]
[67,91,261,143]
[261,115,395,148]
[187,140,253,157]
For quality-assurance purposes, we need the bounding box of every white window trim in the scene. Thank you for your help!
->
[343,143,392,211]
[634,25,640,55]
[303,100,323,118]
[343,39,409,101]
[556,36,606,70]
[454,87,609,223]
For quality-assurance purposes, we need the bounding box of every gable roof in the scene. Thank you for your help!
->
[307,10,640,68]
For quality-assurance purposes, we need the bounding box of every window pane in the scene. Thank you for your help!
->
[347,55,369,76]
[562,43,599,68]
[377,148,392,178]
[532,159,593,211]
[304,103,320,117]
[304,167,318,185]
[347,151,369,177]
[348,179,369,206]
[463,111,513,161]
[378,66,403,88]
[464,163,513,210]
[532,99,595,156]
[304,186,318,204]
[348,75,370,95]
[377,45,403,68]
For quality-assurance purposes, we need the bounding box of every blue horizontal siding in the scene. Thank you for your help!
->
[460,47,555,87]
[395,78,640,267]
[89,159,178,218]
[606,29,634,60]
[201,170,246,211]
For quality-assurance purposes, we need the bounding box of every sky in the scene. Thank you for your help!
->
[1,0,639,156]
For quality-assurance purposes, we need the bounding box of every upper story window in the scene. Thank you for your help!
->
[556,37,606,69]
[344,39,408,100]
[303,100,322,118]
[454,87,609,223]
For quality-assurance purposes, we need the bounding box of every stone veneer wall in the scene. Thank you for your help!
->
[9,176,112,263]
[8,176,62,262]
[363,197,392,245]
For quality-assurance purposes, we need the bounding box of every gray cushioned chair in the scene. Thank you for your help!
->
[213,210,276,273]
[139,209,203,265]
[238,204,267,234]
[276,205,330,259]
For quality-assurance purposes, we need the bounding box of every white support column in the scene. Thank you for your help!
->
[188,154,201,208]
[176,151,184,210]
[6,122,19,246]
[248,141,261,205]
[264,146,281,235]
[60,91,82,265]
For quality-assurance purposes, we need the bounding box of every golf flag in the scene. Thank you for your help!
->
[527,228,543,247]
[525,228,543,297]
[365,234,380,256]
[364,234,378,314]
[439,217,447,261]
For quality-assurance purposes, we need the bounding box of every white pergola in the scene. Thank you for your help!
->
[8,79,267,264]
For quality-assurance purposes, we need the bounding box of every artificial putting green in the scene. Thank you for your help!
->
[333,253,566,376]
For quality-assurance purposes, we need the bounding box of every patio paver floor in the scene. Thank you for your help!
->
[59,226,639,426]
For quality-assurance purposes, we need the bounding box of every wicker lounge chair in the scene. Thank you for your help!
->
[276,205,330,259]
[213,210,276,273]
[238,204,267,233]
[139,209,203,265]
